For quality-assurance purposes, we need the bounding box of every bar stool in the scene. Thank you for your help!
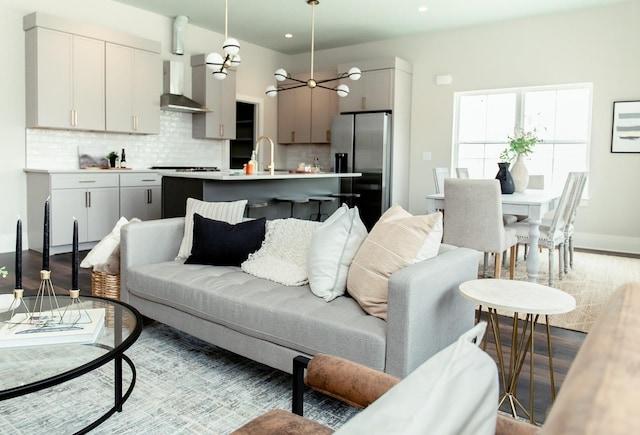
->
[309,196,337,221]
[276,196,309,218]
[245,200,269,218]
[330,192,361,208]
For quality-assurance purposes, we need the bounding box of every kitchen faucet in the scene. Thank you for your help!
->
[254,135,275,175]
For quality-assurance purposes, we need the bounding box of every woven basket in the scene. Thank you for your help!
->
[91,270,121,300]
[91,270,120,327]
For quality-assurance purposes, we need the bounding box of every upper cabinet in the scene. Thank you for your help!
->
[25,27,105,130]
[24,12,161,134]
[191,54,237,140]
[277,71,338,144]
[337,58,412,114]
[338,69,393,113]
[106,43,160,134]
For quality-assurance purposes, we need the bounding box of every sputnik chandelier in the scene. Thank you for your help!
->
[206,0,241,80]
[265,0,361,98]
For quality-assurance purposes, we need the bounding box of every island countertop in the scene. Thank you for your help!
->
[157,170,362,181]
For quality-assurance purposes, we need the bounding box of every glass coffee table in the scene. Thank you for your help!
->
[0,295,142,434]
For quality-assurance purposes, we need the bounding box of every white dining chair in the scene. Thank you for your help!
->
[456,167,469,179]
[432,167,449,194]
[563,172,588,273]
[507,172,581,286]
[443,179,518,279]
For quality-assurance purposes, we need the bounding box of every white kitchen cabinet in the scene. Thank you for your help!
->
[106,43,160,134]
[119,173,161,221]
[25,27,105,130]
[191,54,237,140]
[277,71,337,144]
[26,172,119,254]
[338,68,393,113]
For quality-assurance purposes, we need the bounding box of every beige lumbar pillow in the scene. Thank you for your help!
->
[347,205,443,320]
[177,198,247,259]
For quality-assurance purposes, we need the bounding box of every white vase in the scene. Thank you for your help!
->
[510,154,529,192]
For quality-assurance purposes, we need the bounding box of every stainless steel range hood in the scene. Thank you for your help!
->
[160,61,210,113]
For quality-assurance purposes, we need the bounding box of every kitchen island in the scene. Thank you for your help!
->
[159,170,361,220]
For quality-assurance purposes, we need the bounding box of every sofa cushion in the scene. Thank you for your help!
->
[307,205,368,302]
[241,218,320,286]
[185,214,266,267]
[126,260,387,371]
[177,198,247,259]
[347,206,443,320]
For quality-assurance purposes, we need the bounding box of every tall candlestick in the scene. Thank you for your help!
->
[16,217,22,289]
[43,198,50,271]
[72,218,79,290]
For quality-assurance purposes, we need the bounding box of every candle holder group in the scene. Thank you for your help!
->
[1,199,92,329]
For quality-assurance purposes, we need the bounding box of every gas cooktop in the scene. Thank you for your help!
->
[150,166,220,172]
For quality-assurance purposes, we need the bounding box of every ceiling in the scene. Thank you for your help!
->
[114,0,628,55]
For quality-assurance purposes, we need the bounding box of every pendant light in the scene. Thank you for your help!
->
[265,0,360,97]
[206,0,241,80]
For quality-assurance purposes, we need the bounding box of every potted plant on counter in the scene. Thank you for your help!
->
[499,127,542,192]
[107,151,118,168]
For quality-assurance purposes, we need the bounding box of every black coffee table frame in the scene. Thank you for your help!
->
[0,296,142,434]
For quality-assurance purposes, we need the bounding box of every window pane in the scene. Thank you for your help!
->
[555,89,590,140]
[524,90,556,139]
[458,95,487,142]
[486,93,516,141]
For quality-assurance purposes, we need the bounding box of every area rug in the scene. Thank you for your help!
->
[0,322,358,434]
[490,250,640,333]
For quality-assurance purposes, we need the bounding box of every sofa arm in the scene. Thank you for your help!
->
[120,217,185,303]
[385,246,480,377]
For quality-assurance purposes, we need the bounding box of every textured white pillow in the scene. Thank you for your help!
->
[241,218,320,286]
[177,198,247,259]
[307,205,368,301]
[336,322,498,435]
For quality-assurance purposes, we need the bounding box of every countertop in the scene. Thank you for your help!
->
[157,170,362,181]
[24,168,159,173]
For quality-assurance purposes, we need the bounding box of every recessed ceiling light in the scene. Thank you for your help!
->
[418,6,428,13]
[284,33,293,38]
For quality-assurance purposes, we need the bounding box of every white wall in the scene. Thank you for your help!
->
[298,2,640,254]
[0,0,287,253]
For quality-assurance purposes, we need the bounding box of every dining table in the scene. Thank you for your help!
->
[426,189,561,283]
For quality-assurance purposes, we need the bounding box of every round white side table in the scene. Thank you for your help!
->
[459,279,576,424]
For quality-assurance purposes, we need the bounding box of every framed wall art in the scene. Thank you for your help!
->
[611,100,640,153]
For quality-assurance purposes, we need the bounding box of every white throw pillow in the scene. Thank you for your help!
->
[241,218,320,286]
[307,204,368,301]
[177,198,247,259]
[336,322,498,435]
[80,216,127,269]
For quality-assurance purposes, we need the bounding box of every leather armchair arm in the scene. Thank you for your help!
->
[293,353,400,416]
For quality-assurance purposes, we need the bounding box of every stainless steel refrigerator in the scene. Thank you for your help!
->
[331,112,392,230]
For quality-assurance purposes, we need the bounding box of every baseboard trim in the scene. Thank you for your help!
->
[574,232,640,256]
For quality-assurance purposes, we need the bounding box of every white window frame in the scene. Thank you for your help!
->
[452,83,592,197]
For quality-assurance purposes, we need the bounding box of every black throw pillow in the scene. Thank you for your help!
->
[185,214,266,266]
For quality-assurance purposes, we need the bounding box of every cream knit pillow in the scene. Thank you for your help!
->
[347,205,443,320]
[177,198,247,259]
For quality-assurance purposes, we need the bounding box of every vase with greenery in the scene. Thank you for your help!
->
[0,266,7,278]
[107,151,119,168]
[499,127,542,192]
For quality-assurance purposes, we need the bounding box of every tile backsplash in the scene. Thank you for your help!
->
[26,111,223,170]
[26,110,335,172]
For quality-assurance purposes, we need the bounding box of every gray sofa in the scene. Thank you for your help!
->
[120,217,480,377]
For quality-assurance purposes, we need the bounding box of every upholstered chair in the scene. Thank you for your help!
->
[443,179,518,279]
